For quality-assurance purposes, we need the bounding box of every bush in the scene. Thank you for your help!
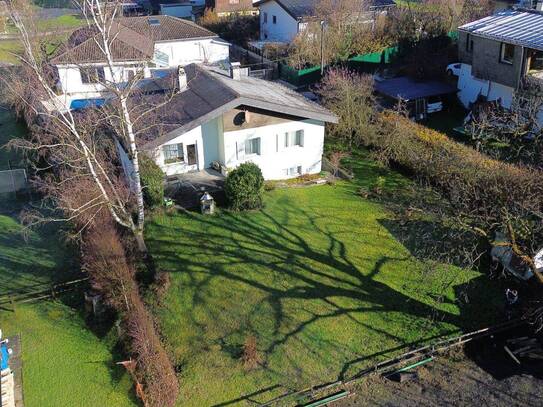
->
[225,163,264,211]
[139,155,164,208]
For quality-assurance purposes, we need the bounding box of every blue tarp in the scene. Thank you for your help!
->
[374,77,457,101]
[1,342,10,370]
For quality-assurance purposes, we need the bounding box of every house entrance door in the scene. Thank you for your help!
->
[187,144,197,166]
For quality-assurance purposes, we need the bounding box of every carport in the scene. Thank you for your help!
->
[375,77,457,120]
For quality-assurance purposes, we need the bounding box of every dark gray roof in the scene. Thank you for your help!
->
[137,64,337,149]
[255,0,395,19]
[374,77,457,101]
[459,8,543,51]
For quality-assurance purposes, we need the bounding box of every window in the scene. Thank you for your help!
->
[500,43,515,64]
[273,15,277,24]
[263,12,267,24]
[283,166,302,177]
[163,143,184,164]
[245,137,261,155]
[466,34,473,53]
[284,130,304,148]
[81,67,105,84]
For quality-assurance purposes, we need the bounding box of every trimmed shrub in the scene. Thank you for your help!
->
[139,155,164,208]
[225,163,264,211]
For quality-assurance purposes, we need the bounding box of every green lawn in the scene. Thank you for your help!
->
[0,215,136,406]
[146,152,502,406]
[37,14,84,32]
[0,107,27,170]
[0,41,23,65]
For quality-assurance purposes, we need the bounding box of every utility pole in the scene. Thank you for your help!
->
[320,20,325,75]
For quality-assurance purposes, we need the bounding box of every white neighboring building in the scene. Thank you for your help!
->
[256,0,395,43]
[124,63,337,180]
[50,15,230,108]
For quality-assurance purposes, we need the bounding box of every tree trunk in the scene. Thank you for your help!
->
[134,230,148,254]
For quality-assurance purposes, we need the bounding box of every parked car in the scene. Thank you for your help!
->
[446,63,462,77]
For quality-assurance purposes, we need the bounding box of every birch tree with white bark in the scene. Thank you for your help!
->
[4,0,176,252]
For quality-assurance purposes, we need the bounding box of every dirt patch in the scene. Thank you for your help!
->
[340,347,542,407]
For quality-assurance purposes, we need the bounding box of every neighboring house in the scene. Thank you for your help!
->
[122,63,337,180]
[149,0,206,18]
[205,0,258,17]
[455,7,543,110]
[256,0,395,43]
[50,15,229,107]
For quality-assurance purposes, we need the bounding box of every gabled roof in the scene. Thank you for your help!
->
[255,0,395,20]
[137,64,338,150]
[51,15,218,65]
[459,8,543,51]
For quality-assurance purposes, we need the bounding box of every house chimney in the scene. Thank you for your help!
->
[178,66,187,91]
[230,62,242,80]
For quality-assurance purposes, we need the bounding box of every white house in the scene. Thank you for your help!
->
[123,63,337,180]
[256,0,395,43]
[50,15,230,108]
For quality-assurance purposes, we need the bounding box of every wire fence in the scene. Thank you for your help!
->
[0,277,89,310]
[257,319,525,406]
[0,168,27,194]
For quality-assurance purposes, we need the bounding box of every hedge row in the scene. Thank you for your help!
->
[82,219,179,407]
[371,112,543,233]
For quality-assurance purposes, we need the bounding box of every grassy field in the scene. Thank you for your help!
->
[146,152,502,406]
[0,41,23,65]
[1,96,136,404]
[0,208,136,405]
[0,108,27,170]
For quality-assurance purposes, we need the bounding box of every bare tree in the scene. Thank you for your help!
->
[288,0,389,68]
[465,94,543,166]
[4,0,178,252]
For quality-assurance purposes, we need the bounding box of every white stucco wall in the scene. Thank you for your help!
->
[259,1,300,42]
[154,38,230,66]
[56,63,150,95]
[151,126,206,176]
[151,116,325,180]
[222,118,325,180]
[457,63,514,109]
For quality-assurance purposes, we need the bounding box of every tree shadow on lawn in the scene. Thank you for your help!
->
[147,199,491,393]
[379,218,503,327]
